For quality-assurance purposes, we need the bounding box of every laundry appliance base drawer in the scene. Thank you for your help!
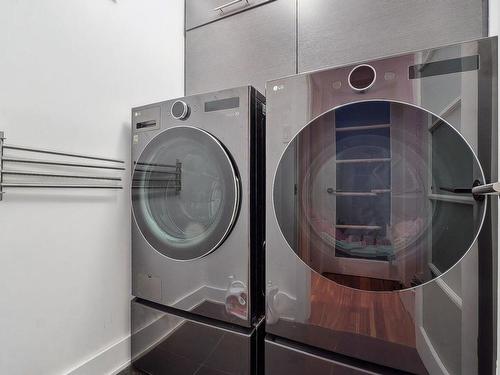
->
[131,298,263,375]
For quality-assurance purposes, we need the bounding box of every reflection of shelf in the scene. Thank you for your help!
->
[335,192,377,196]
[428,262,462,309]
[336,158,391,164]
[336,124,390,132]
[335,224,382,230]
[391,190,424,198]
[371,189,391,194]
[132,184,181,190]
[134,169,179,175]
[333,189,390,197]
[428,193,475,205]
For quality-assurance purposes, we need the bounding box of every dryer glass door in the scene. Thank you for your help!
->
[133,126,240,261]
[273,100,486,291]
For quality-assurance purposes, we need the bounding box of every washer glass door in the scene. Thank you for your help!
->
[273,100,486,291]
[133,126,240,261]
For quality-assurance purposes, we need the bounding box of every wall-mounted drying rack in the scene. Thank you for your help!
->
[0,131,125,201]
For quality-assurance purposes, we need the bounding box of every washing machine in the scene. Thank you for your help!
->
[130,86,265,374]
[265,37,498,374]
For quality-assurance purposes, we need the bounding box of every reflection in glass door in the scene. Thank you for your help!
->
[132,126,240,261]
[334,101,392,262]
[274,100,485,292]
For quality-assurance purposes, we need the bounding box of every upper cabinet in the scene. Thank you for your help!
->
[297,0,486,73]
[186,0,275,30]
[185,0,487,95]
[185,0,296,95]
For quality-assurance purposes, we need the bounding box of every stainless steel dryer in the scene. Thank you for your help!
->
[265,37,497,374]
[131,86,265,326]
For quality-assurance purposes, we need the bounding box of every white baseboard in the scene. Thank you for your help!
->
[65,285,228,375]
[65,335,131,375]
[110,359,131,375]
[416,326,449,375]
[172,284,226,310]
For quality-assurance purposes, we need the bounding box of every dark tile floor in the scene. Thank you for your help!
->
[129,320,249,375]
[117,366,146,375]
[119,315,252,375]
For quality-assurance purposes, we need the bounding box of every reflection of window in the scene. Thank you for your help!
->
[430,122,475,274]
[334,102,392,261]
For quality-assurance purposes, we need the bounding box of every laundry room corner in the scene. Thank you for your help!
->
[0,1,184,374]
[3,1,500,375]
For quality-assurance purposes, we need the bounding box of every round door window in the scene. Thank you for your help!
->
[273,100,485,291]
[132,126,240,261]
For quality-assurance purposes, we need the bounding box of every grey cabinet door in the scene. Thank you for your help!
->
[185,0,296,95]
[298,0,486,73]
[186,0,275,30]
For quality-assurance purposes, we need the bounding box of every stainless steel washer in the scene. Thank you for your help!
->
[131,86,265,328]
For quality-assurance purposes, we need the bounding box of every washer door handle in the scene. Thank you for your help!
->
[440,180,500,201]
[471,181,500,196]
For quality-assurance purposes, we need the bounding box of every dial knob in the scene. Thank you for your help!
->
[348,64,376,92]
[171,100,189,120]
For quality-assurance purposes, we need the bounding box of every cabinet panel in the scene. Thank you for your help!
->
[186,0,296,95]
[186,0,275,30]
[298,0,486,72]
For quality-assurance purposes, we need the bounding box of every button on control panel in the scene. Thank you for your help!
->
[171,100,190,120]
[348,64,376,92]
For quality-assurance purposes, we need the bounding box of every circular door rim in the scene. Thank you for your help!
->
[271,98,487,293]
[132,125,241,262]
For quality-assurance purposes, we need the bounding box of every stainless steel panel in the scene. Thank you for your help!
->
[131,299,255,375]
[265,338,381,374]
[185,0,295,95]
[265,37,497,374]
[298,0,486,73]
[186,0,275,30]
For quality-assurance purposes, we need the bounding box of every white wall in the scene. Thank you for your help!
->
[0,1,184,374]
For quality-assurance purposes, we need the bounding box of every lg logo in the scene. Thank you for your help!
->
[272,84,285,92]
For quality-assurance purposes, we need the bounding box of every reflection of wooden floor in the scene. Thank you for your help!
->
[309,273,416,348]
[323,272,403,291]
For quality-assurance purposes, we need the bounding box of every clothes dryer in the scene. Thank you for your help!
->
[265,37,497,374]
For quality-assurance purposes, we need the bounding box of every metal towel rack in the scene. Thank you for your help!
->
[0,130,125,200]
